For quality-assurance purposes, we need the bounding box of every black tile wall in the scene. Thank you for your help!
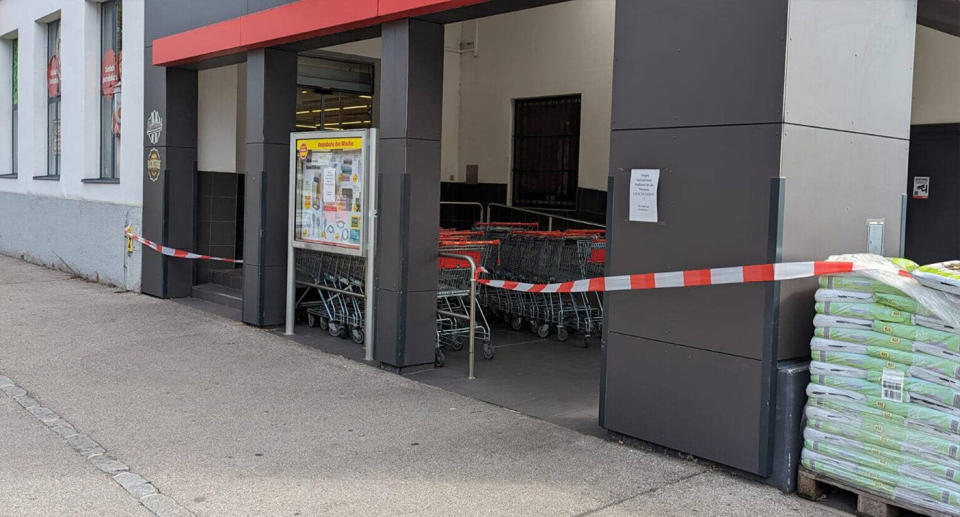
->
[196,171,243,285]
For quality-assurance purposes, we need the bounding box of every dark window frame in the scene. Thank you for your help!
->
[511,94,581,210]
[41,19,61,180]
[9,38,17,177]
[98,0,121,181]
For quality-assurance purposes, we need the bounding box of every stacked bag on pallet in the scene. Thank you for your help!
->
[801,254,960,516]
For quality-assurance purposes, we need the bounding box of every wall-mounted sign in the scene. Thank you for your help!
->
[101,49,118,95]
[290,130,375,256]
[146,148,162,182]
[629,169,660,223]
[146,110,163,145]
[912,176,930,200]
[47,55,60,98]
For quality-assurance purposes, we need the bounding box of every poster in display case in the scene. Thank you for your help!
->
[289,129,376,256]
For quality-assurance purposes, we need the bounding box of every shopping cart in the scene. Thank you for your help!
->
[477,229,606,346]
[435,239,499,367]
[294,249,367,344]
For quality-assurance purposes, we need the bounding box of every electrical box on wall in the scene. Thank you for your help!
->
[867,219,885,255]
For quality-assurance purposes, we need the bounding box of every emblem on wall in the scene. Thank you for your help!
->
[146,148,162,182]
[146,110,163,145]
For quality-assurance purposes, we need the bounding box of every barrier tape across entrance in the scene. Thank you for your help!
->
[478,261,912,293]
[125,227,909,290]
[125,228,243,264]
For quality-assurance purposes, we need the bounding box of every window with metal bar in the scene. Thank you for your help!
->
[99,0,121,180]
[44,20,61,179]
[511,95,581,209]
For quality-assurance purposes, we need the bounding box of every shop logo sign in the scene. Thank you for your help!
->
[146,110,163,145]
[146,148,162,182]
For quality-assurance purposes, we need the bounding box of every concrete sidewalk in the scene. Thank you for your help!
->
[0,255,840,516]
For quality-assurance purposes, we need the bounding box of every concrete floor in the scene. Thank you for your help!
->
[410,328,603,437]
[0,254,844,516]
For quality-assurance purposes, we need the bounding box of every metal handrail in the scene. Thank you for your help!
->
[438,252,478,380]
[440,201,485,224]
[486,202,605,230]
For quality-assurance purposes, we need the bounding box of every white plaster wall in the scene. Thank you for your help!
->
[458,0,615,192]
[198,64,240,173]
[783,0,917,139]
[912,25,960,125]
[321,0,616,192]
[0,0,144,204]
[0,0,144,290]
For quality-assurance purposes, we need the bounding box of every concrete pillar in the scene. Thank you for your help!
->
[141,49,197,299]
[242,48,297,326]
[376,19,444,368]
[602,0,916,476]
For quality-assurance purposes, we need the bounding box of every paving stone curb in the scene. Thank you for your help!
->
[0,370,196,516]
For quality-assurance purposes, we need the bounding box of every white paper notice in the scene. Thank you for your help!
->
[322,168,337,204]
[629,169,660,223]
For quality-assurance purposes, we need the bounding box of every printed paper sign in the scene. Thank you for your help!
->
[913,176,930,200]
[322,168,337,204]
[629,169,660,223]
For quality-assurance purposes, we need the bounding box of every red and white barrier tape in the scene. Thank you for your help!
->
[125,229,243,264]
[478,261,911,293]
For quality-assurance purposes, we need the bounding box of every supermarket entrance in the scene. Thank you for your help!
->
[278,1,612,436]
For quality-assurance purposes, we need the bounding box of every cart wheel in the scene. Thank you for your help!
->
[328,322,342,338]
[581,335,592,348]
[482,338,495,360]
[435,349,446,368]
[318,317,329,331]
[450,336,465,352]
[510,316,524,331]
[351,328,365,344]
[307,313,319,328]
[556,327,570,342]
[537,323,551,339]
[340,326,353,339]
[503,312,513,325]
[529,320,540,334]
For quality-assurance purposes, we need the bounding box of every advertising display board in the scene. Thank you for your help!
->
[289,130,375,256]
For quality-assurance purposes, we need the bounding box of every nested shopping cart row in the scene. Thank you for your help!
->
[295,250,367,344]
[434,233,499,367]
[474,224,606,346]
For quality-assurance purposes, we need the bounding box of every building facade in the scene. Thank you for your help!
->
[0,0,145,290]
[0,0,958,493]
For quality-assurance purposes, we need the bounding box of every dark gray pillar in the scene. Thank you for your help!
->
[242,48,297,326]
[602,0,789,476]
[142,46,198,299]
[602,0,916,478]
[375,19,443,368]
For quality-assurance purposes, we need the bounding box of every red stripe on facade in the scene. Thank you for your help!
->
[630,273,655,290]
[813,261,854,276]
[682,269,712,287]
[153,0,494,66]
[742,264,775,283]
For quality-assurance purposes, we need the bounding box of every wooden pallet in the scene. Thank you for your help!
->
[797,467,955,517]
